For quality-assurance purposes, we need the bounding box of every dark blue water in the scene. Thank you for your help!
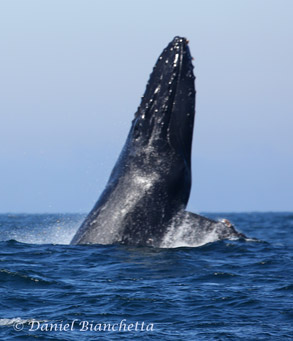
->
[0,213,292,340]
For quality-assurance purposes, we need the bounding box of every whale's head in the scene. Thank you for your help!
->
[105,37,196,216]
[130,37,196,168]
[113,37,196,209]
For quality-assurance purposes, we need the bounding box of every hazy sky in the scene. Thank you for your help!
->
[0,0,292,213]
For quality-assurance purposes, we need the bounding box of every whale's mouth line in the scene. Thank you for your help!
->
[161,53,182,135]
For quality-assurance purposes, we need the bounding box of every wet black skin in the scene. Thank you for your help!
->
[71,37,245,246]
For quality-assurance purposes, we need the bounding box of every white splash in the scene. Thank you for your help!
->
[160,227,220,248]
[0,317,46,326]
[160,214,236,248]
[6,217,83,245]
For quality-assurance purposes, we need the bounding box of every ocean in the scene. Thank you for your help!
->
[0,212,292,340]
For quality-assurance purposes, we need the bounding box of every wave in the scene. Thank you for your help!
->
[0,317,46,327]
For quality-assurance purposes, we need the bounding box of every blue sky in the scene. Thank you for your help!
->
[0,0,292,213]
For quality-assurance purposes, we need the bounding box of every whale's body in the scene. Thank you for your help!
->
[71,37,245,246]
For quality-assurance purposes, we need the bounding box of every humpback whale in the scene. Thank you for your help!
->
[71,37,245,247]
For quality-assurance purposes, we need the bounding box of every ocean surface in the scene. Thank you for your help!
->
[0,212,292,340]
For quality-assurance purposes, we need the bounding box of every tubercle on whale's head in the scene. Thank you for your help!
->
[130,36,196,166]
